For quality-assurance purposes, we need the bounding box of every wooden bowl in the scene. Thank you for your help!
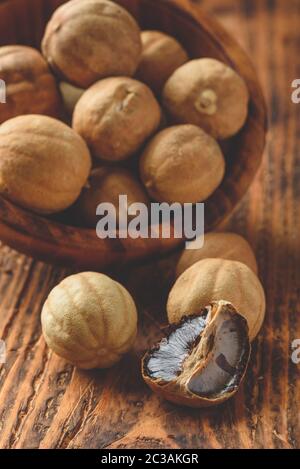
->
[0,0,267,270]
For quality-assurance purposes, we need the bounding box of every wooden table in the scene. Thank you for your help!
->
[0,0,299,449]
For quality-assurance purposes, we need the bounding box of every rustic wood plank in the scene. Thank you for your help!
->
[0,0,300,449]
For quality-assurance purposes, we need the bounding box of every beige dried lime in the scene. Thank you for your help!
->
[0,45,61,124]
[167,258,265,341]
[41,272,138,369]
[0,115,91,214]
[176,232,258,277]
[73,77,161,162]
[42,0,142,88]
[139,124,225,203]
[163,58,249,139]
[76,167,150,227]
[136,30,188,94]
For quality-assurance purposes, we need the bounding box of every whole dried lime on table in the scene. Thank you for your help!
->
[41,272,138,369]
[176,232,258,277]
[167,258,266,341]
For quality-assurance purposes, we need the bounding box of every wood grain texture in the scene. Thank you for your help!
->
[0,0,299,449]
[0,0,266,269]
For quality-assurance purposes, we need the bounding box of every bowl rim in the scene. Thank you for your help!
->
[0,0,268,268]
